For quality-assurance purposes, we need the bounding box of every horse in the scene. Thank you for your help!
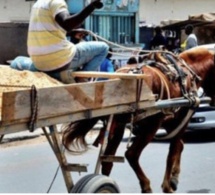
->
[61,46,215,193]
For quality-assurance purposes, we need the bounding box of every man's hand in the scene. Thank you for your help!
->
[91,0,103,9]
[72,28,89,34]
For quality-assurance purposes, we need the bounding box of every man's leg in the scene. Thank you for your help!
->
[70,41,109,71]
[55,41,109,83]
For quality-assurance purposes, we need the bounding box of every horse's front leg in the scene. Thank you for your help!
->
[125,135,152,193]
[125,113,164,193]
[161,136,184,193]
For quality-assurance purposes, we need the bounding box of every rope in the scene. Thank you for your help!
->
[28,85,38,132]
[146,65,171,99]
[0,83,38,132]
[126,114,134,149]
[136,79,143,110]
[46,165,61,193]
[84,30,178,60]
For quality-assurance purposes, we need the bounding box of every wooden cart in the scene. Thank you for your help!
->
[0,71,211,193]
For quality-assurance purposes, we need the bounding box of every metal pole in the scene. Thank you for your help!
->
[154,96,211,109]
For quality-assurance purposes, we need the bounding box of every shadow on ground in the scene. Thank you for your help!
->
[123,129,215,144]
[182,128,215,143]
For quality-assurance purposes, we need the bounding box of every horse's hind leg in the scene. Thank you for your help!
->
[161,137,184,193]
[101,121,126,176]
[101,115,130,176]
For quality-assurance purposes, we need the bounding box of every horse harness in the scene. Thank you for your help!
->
[121,51,202,140]
[124,51,201,103]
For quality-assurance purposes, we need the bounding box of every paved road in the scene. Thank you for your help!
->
[0,129,215,193]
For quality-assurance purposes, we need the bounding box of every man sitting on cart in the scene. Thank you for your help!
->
[27,0,109,83]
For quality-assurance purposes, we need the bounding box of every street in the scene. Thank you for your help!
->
[0,129,215,193]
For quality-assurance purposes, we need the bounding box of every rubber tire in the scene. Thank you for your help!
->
[70,174,120,193]
[71,174,96,193]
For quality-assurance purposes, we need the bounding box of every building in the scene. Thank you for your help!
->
[68,0,139,45]
[1,0,215,63]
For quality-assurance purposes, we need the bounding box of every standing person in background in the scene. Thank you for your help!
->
[97,48,114,81]
[149,26,167,50]
[184,24,198,50]
[27,0,109,84]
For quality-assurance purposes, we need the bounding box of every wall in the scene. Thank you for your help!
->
[139,0,215,26]
[0,0,34,64]
[0,22,29,64]
[1,0,215,25]
[0,0,33,22]
[0,0,215,63]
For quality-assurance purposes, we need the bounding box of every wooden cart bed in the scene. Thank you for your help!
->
[0,65,155,135]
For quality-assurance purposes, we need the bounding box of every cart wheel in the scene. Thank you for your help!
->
[70,174,120,193]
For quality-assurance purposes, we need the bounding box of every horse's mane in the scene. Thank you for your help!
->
[179,46,214,65]
[180,46,215,99]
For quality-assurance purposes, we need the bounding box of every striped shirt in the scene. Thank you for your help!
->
[27,0,76,71]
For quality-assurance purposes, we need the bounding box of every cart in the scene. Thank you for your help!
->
[0,70,211,193]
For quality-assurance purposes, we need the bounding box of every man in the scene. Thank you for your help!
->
[149,26,167,50]
[27,0,109,83]
[184,24,198,50]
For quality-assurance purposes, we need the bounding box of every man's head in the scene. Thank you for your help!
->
[154,26,162,34]
[185,24,194,35]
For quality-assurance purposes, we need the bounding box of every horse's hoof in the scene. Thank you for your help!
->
[163,188,174,193]
[141,188,152,193]
[170,177,178,191]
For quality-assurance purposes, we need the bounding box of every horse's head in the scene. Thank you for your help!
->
[179,46,215,102]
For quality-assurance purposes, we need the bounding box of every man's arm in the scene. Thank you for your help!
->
[55,0,103,32]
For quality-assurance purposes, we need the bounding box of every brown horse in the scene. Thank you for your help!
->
[62,47,215,193]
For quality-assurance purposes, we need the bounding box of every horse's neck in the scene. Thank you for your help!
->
[187,55,215,97]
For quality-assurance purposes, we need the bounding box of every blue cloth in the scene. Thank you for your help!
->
[97,58,114,81]
[10,56,38,71]
[100,58,114,72]
[10,56,63,80]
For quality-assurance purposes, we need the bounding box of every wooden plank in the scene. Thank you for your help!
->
[1,78,154,124]
[65,164,88,172]
[0,99,156,135]
[100,155,125,163]
[71,71,149,79]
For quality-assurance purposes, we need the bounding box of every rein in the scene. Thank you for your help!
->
[86,30,202,140]
[146,65,171,99]
[85,29,180,61]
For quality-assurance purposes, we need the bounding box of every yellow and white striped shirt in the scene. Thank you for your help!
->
[27,0,76,71]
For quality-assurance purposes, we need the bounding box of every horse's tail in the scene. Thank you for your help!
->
[62,117,100,153]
